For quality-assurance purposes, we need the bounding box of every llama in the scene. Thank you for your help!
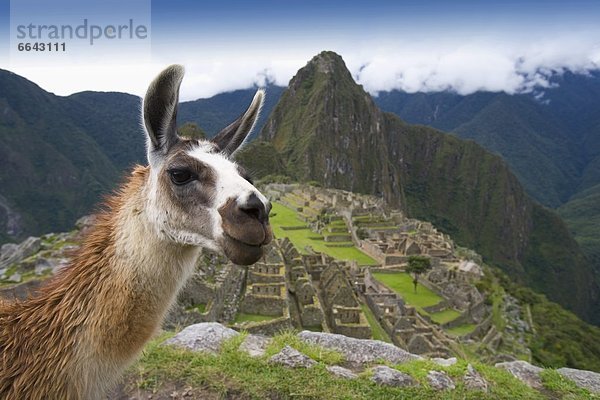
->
[0,65,272,399]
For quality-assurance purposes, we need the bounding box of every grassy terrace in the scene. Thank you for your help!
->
[270,202,377,266]
[371,272,442,311]
[235,313,276,323]
[371,272,473,333]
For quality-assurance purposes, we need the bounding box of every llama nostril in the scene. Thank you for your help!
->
[240,193,267,223]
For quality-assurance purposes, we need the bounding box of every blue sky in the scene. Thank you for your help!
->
[1,0,599,99]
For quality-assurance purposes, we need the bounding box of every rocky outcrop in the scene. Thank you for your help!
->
[326,365,357,380]
[239,334,271,358]
[164,323,238,353]
[464,364,488,392]
[558,368,600,393]
[298,331,420,365]
[371,366,416,387]
[427,370,455,391]
[269,346,316,369]
[495,360,543,389]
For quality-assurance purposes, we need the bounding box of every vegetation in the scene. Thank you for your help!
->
[126,332,581,399]
[406,256,433,293]
[371,272,442,311]
[269,202,377,265]
[234,313,276,323]
[360,304,392,343]
[178,122,207,140]
[489,268,600,372]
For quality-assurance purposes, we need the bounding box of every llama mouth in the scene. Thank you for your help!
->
[221,232,264,265]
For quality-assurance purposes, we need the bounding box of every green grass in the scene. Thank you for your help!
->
[446,324,477,337]
[540,369,598,399]
[360,304,392,343]
[270,202,377,266]
[235,313,276,323]
[429,309,462,325]
[185,303,207,314]
[371,272,443,311]
[128,332,548,399]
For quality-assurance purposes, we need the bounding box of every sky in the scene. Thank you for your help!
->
[1,0,600,100]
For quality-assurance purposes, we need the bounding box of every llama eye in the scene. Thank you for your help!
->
[168,169,195,185]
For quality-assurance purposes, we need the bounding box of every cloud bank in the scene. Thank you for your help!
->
[6,34,600,100]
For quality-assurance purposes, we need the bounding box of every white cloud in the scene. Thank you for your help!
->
[5,33,600,99]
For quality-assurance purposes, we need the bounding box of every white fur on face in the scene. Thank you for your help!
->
[144,162,220,250]
[187,143,269,234]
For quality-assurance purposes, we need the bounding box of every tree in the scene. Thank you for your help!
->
[178,122,207,140]
[406,255,432,293]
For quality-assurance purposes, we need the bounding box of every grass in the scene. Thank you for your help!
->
[539,369,598,399]
[429,309,462,325]
[270,202,377,266]
[128,332,549,399]
[371,272,443,311]
[360,304,392,343]
[235,313,276,323]
[446,324,477,337]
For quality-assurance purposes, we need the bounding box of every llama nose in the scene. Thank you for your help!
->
[239,193,269,224]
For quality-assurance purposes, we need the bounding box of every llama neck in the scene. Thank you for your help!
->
[60,166,200,395]
[79,169,201,365]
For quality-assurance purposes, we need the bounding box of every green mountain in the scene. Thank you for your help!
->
[237,51,600,324]
[178,85,285,140]
[0,70,126,241]
[373,73,600,304]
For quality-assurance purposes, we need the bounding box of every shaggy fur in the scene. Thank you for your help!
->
[0,166,200,399]
[0,65,269,399]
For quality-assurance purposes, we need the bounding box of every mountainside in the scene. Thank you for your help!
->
[179,85,285,140]
[373,72,600,209]
[0,70,125,241]
[373,73,600,299]
[237,51,599,324]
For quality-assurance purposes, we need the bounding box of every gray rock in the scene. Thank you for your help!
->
[7,273,21,283]
[464,364,488,392]
[371,365,416,387]
[432,357,457,367]
[269,345,316,369]
[427,370,455,390]
[239,334,271,358]
[495,360,543,389]
[0,237,41,270]
[298,331,420,366]
[34,258,55,275]
[163,322,238,353]
[326,365,358,380]
[558,367,600,393]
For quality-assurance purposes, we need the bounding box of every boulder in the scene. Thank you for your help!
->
[7,273,21,283]
[432,357,457,367]
[463,364,488,392]
[558,367,600,393]
[298,331,420,365]
[326,365,358,380]
[427,370,455,391]
[0,237,41,269]
[269,345,316,369]
[239,334,272,358]
[371,366,416,387]
[495,360,543,389]
[163,323,238,353]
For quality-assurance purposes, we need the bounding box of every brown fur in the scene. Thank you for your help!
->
[0,166,198,399]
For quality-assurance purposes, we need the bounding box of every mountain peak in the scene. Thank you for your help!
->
[307,51,347,74]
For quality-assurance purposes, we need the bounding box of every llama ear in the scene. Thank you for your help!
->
[212,89,264,157]
[143,65,185,161]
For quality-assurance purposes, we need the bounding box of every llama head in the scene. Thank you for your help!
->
[142,65,272,265]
